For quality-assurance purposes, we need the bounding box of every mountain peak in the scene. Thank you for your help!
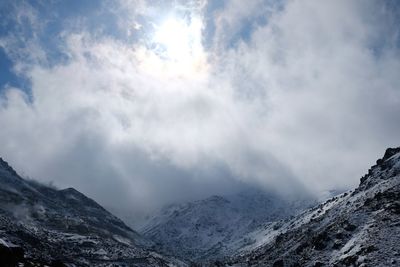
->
[0,157,183,266]
[380,147,400,163]
[0,157,18,177]
[228,146,400,267]
[359,147,400,189]
[203,195,230,204]
[59,187,83,196]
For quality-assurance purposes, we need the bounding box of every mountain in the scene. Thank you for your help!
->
[140,187,316,263]
[226,147,400,267]
[2,146,398,267]
[0,157,187,266]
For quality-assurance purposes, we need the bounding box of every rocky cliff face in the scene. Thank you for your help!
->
[226,148,400,267]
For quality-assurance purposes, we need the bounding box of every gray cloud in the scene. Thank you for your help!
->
[0,0,399,223]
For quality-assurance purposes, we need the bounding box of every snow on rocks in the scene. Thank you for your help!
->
[227,147,400,267]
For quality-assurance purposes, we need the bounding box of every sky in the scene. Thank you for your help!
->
[0,0,400,222]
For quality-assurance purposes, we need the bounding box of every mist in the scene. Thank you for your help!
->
[0,0,399,221]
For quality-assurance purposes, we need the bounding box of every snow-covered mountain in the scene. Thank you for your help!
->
[2,146,399,267]
[0,157,187,266]
[226,147,400,266]
[140,187,316,263]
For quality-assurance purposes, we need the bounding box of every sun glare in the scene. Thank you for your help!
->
[141,15,208,78]
[155,19,189,60]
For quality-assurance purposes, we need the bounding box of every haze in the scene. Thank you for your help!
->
[0,0,399,222]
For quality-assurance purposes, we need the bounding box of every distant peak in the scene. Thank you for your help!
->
[204,195,230,204]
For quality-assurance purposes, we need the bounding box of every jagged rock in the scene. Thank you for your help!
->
[227,147,400,267]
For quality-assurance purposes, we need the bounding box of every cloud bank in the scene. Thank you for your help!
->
[0,0,399,221]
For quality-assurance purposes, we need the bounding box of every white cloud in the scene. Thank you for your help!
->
[216,0,400,190]
[0,0,399,221]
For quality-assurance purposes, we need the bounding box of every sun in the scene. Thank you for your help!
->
[154,17,202,61]
[154,19,189,60]
[139,15,208,78]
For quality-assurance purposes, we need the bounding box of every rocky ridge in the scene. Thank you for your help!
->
[0,157,186,267]
[226,147,400,267]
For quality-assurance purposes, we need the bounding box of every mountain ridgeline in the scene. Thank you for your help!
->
[0,157,186,266]
[140,188,316,263]
[226,147,400,266]
[0,147,399,266]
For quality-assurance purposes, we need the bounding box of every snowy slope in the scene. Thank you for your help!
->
[0,157,187,266]
[227,147,400,267]
[140,187,315,263]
